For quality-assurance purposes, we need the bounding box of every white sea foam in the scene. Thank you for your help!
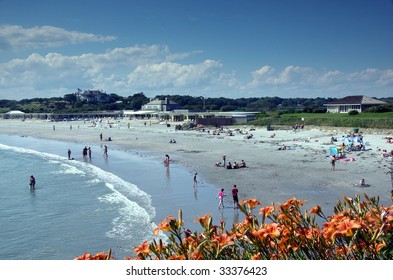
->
[51,163,86,175]
[0,142,157,242]
[99,190,156,242]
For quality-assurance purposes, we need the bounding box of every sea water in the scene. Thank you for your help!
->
[0,134,226,260]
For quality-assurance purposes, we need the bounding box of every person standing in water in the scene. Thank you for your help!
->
[29,175,36,189]
[193,173,198,187]
[164,154,170,165]
[232,184,240,209]
[216,188,225,209]
[67,149,72,160]
[104,145,108,157]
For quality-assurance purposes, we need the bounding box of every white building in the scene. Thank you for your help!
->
[324,95,386,113]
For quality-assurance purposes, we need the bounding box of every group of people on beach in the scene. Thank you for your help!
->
[215,155,246,169]
[82,146,92,159]
[191,168,239,210]
[328,132,375,187]
[67,145,108,160]
[224,160,246,169]
[292,123,305,131]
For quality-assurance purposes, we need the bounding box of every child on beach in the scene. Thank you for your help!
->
[330,155,336,171]
[216,188,225,209]
[164,154,170,165]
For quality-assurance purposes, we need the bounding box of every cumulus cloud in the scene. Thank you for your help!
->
[0,44,227,99]
[0,41,392,100]
[127,60,222,88]
[244,65,393,98]
[0,25,116,51]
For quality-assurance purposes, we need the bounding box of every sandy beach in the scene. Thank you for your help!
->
[1,118,393,221]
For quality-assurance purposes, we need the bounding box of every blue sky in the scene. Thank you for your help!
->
[1,0,392,100]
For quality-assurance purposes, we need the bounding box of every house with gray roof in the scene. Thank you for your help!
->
[141,98,182,112]
[324,95,386,113]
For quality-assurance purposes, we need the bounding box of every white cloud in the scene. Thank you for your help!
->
[244,65,393,98]
[0,25,116,51]
[249,65,313,87]
[0,45,225,99]
[0,42,392,100]
[377,69,393,86]
[127,59,222,88]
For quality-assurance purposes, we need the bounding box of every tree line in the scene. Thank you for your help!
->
[1,92,392,114]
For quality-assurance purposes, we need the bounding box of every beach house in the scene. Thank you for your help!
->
[324,95,386,113]
[76,90,111,103]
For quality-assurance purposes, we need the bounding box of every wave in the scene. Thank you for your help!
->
[0,143,162,245]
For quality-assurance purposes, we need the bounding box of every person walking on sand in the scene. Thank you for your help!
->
[29,175,36,189]
[232,184,240,209]
[330,155,336,171]
[216,188,225,209]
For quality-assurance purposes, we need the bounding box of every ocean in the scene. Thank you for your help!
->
[0,134,226,260]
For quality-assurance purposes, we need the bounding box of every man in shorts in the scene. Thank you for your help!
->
[232,185,239,209]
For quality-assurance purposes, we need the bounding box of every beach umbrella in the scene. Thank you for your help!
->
[340,137,350,145]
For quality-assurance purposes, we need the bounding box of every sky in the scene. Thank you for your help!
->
[0,0,392,100]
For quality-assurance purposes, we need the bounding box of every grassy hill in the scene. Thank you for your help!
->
[251,112,393,129]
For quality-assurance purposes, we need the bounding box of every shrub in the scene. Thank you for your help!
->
[348,110,359,115]
[75,194,393,260]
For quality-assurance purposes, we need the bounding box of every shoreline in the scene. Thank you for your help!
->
[1,119,393,220]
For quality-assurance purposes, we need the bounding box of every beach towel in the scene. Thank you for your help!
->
[340,157,355,162]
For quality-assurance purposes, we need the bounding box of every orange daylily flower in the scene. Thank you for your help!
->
[304,227,321,240]
[242,198,261,211]
[154,215,175,236]
[259,205,275,218]
[195,214,212,228]
[336,218,362,237]
[310,205,322,215]
[74,252,93,260]
[168,255,186,260]
[252,223,281,240]
[281,197,306,209]
[375,240,386,253]
[213,233,234,247]
[321,221,337,241]
[265,223,282,238]
[134,241,150,255]
[74,252,110,260]
[190,249,205,260]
